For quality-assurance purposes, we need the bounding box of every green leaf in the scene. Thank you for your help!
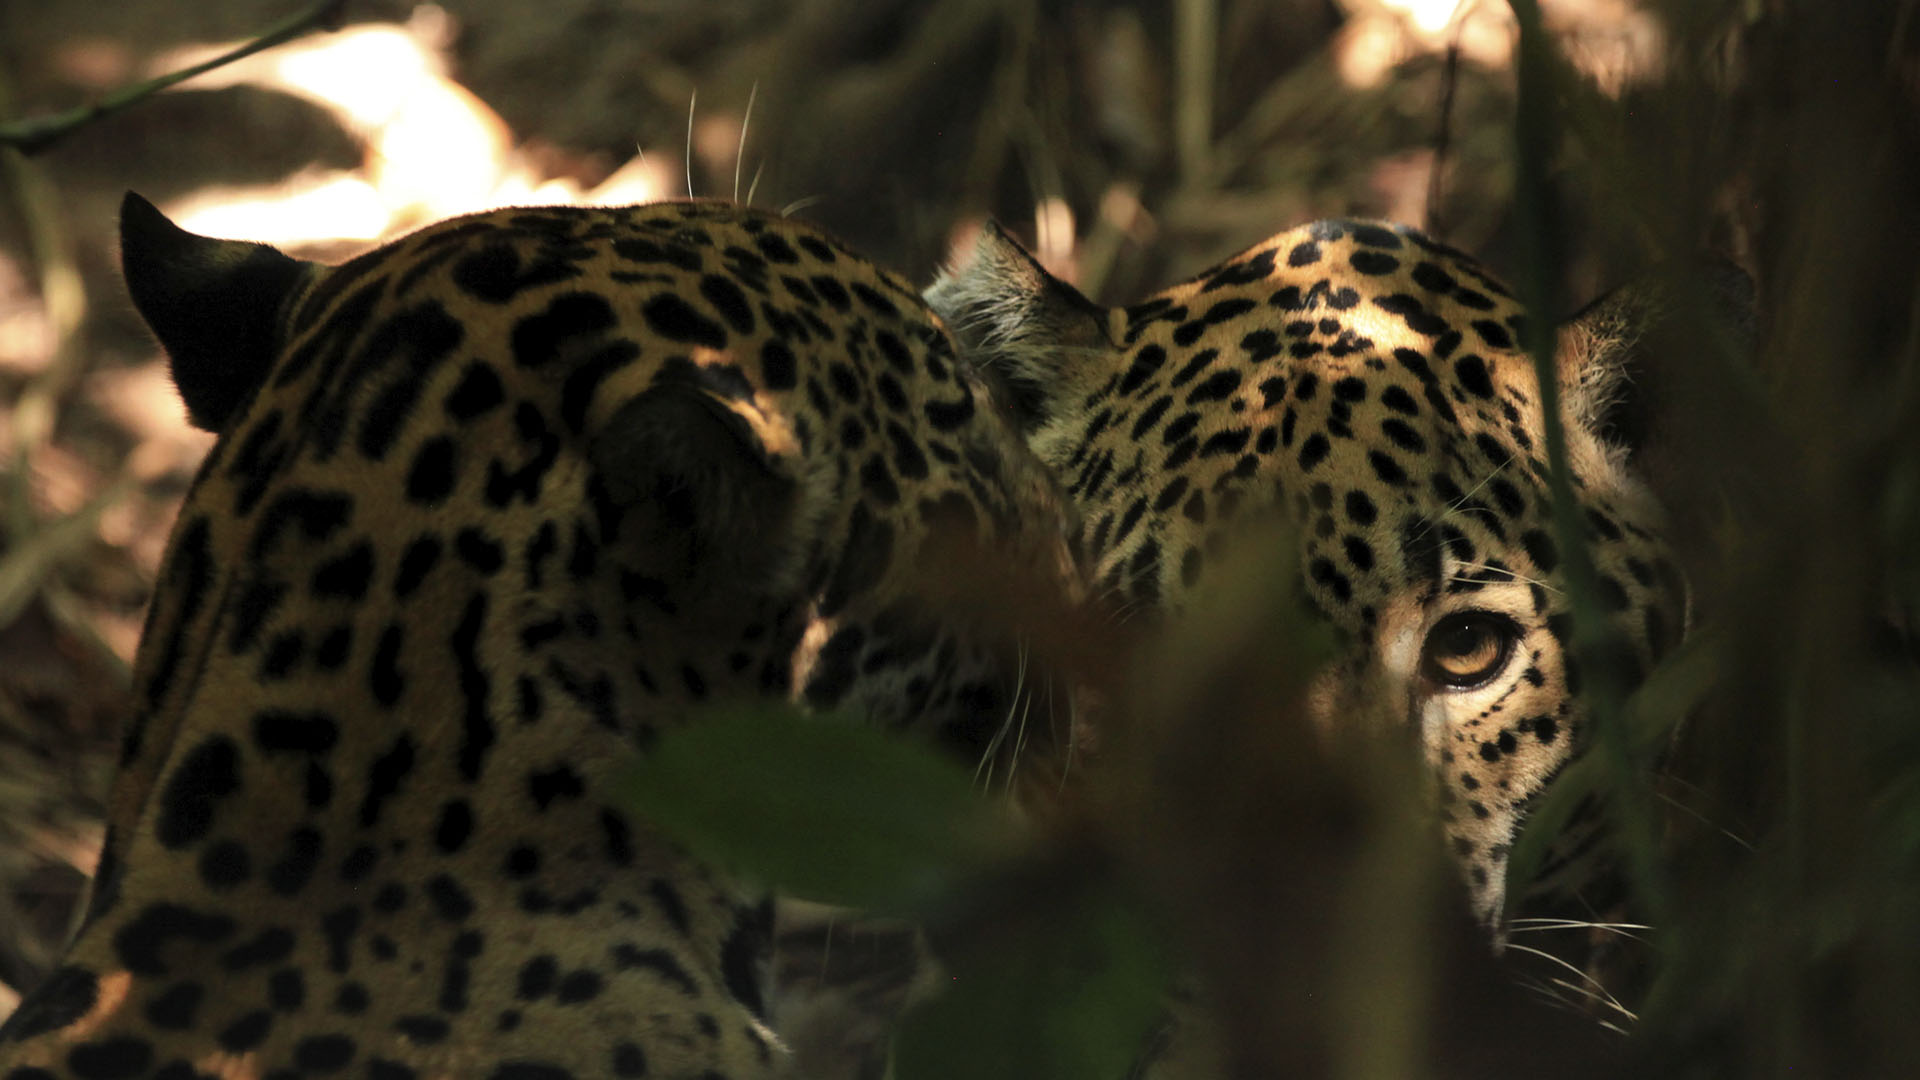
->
[893,894,1169,1080]
[620,705,1016,909]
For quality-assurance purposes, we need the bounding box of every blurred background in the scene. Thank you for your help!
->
[2,1,1917,1075]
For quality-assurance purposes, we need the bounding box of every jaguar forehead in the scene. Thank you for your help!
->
[930,215,1714,938]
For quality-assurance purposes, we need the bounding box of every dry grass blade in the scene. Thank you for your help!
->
[0,476,137,629]
[1173,0,1217,188]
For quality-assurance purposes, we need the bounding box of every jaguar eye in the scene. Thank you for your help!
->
[1421,612,1518,689]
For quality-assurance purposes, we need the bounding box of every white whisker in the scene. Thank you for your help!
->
[1445,563,1561,595]
[1406,452,1520,548]
[685,90,698,199]
[734,81,758,203]
[1514,970,1635,1032]
[745,161,765,208]
[1507,917,1652,933]
[1652,785,1757,851]
[1008,676,1034,793]
[1503,941,1636,1022]
[974,642,1030,791]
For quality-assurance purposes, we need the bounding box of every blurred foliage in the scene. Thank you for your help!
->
[1,0,1918,1075]
[621,703,1170,1080]
[893,888,1165,1080]
[622,707,1018,912]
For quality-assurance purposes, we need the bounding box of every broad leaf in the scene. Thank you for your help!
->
[622,705,1016,909]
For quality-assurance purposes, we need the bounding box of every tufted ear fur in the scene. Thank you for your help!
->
[590,375,823,599]
[924,221,1114,432]
[120,192,314,433]
[1556,259,1758,485]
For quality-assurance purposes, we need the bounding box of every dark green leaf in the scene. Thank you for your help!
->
[620,705,1016,909]
[894,894,1168,1080]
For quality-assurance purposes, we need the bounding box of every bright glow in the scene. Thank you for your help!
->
[365,74,513,220]
[174,173,389,245]
[268,24,439,130]
[0,251,54,374]
[1034,197,1078,281]
[692,113,745,189]
[1336,14,1415,89]
[153,10,662,247]
[1098,183,1147,235]
[585,154,674,208]
[1334,0,1512,88]
[1382,0,1465,34]
[1333,0,1661,92]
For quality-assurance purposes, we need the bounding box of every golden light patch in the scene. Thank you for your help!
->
[150,11,670,250]
[689,346,800,461]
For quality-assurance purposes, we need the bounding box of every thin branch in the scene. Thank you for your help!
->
[0,0,348,156]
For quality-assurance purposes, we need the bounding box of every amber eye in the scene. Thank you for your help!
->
[1421,612,1518,689]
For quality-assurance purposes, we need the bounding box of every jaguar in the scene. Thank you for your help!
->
[0,195,1076,1079]
[928,217,1730,929]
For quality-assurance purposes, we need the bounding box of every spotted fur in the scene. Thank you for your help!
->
[929,218,1715,926]
[0,196,1075,1079]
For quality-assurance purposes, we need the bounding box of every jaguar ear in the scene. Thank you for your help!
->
[1556,259,1757,474]
[120,192,314,432]
[924,220,1114,432]
[589,364,823,596]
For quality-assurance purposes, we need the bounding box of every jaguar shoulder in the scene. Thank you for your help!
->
[0,196,1075,1079]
